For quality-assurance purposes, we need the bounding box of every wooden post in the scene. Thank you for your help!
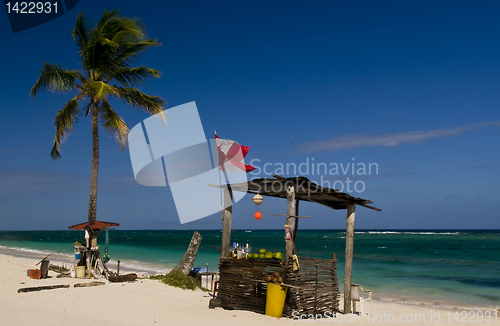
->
[221,186,234,258]
[293,199,300,251]
[285,185,295,267]
[343,203,356,314]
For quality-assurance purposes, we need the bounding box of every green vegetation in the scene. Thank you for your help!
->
[151,271,210,291]
[31,9,165,223]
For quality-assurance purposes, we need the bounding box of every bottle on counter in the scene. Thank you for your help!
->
[245,243,250,258]
[237,243,243,259]
[232,242,237,258]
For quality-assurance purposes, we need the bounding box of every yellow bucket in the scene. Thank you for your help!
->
[76,266,85,278]
[265,283,288,318]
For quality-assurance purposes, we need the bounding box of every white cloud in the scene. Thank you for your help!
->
[297,121,500,153]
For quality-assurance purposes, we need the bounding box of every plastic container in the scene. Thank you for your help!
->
[28,269,41,279]
[76,266,86,278]
[265,283,288,318]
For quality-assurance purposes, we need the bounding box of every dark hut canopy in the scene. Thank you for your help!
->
[225,175,381,211]
[68,220,120,230]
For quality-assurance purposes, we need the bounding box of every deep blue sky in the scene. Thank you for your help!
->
[0,1,499,230]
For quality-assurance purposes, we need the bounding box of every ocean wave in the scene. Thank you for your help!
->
[0,245,50,255]
[356,231,462,235]
[110,259,170,274]
[0,245,169,274]
[0,246,54,255]
[0,245,74,260]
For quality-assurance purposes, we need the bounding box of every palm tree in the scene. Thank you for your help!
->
[31,9,166,223]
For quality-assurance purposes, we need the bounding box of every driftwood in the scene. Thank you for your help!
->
[171,231,202,275]
[49,264,70,273]
[74,281,105,287]
[18,285,69,293]
[108,273,137,282]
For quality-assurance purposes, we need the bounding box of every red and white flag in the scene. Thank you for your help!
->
[215,133,255,173]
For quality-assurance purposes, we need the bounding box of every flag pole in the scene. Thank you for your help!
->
[215,130,224,221]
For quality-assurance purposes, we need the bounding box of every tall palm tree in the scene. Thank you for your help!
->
[31,9,166,223]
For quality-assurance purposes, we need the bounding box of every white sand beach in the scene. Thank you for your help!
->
[1,253,498,326]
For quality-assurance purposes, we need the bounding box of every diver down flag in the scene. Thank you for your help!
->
[128,102,249,224]
[215,133,255,173]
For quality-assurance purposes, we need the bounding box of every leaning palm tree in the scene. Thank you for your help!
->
[31,9,165,223]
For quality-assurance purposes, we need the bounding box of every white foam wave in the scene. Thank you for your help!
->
[362,231,461,235]
[0,246,50,255]
[0,245,74,261]
[109,259,171,274]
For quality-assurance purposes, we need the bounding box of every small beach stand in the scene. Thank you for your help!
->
[68,220,120,278]
[214,175,380,316]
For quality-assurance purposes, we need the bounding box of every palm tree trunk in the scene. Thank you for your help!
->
[87,102,99,222]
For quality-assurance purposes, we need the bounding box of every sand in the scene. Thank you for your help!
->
[0,253,497,326]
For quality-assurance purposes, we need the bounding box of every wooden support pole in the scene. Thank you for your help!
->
[293,199,300,251]
[285,185,295,267]
[221,186,234,258]
[343,203,356,314]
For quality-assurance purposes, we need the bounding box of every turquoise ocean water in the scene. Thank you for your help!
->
[0,229,498,308]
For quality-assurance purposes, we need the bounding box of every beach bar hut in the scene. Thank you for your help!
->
[215,175,380,315]
[68,220,120,277]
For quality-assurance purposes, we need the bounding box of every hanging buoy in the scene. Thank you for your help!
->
[253,194,263,206]
[254,210,262,220]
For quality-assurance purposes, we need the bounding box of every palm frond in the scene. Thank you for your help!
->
[31,62,81,97]
[97,10,144,42]
[84,81,116,99]
[105,66,160,87]
[114,40,161,66]
[72,12,91,56]
[85,102,92,116]
[114,87,166,121]
[99,37,119,48]
[96,9,120,33]
[51,96,82,159]
[100,99,129,149]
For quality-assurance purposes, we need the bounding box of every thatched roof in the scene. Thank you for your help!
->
[225,175,381,211]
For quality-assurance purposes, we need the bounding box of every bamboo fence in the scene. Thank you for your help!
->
[218,256,340,317]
